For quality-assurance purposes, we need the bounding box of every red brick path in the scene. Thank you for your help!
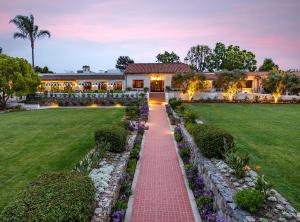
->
[131,99,195,222]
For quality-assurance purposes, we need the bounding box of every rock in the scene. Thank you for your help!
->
[238,179,245,184]
[233,182,240,187]
[267,196,277,202]
[258,218,268,222]
[228,168,235,174]
[276,204,285,211]
[245,177,252,182]
[245,216,255,222]
[247,182,255,187]
[225,173,231,177]
[282,211,293,219]
[278,217,287,222]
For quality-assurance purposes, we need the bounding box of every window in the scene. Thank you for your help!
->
[245,80,253,88]
[132,80,144,88]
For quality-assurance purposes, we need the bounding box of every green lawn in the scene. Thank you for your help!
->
[186,103,300,210]
[0,108,124,212]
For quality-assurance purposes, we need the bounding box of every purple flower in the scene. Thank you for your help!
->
[112,210,126,222]
[204,190,213,198]
[175,126,181,134]
[177,143,185,149]
[137,124,145,133]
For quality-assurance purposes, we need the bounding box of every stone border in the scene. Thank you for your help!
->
[87,133,137,222]
[169,106,298,221]
[124,132,146,222]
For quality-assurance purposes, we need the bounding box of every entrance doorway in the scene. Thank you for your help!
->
[150,80,164,92]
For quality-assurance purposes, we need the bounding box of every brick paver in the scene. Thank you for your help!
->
[131,94,195,222]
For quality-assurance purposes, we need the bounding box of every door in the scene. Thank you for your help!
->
[150,80,164,92]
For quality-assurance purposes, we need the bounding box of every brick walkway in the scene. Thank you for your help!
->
[131,99,195,222]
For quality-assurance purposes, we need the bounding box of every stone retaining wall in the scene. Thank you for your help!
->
[170,108,298,222]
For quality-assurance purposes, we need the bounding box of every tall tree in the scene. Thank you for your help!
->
[207,43,257,72]
[185,45,212,72]
[0,47,2,54]
[10,14,51,68]
[156,51,180,63]
[259,58,279,71]
[115,56,134,72]
[213,69,246,101]
[0,54,40,109]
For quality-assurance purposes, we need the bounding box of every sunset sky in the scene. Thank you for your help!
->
[0,0,299,72]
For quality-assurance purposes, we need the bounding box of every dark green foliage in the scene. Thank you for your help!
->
[235,189,265,213]
[0,172,95,222]
[120,181,132,198]
[259,58,279,71]
[225,151,250,178]
[127,159,137,177]
[125,106,140,120]
[255,174,273,195]
[175,132,183,142]
[95,126,128,153]
[184,111,198,124]
[169,98,182,110]
[112,200,128,212]
[196,196,213,212]
[115,56,134,72]
[156,51,180,63]
[186,124,234,159]
[179,147,190,164]
[130,146,140,160]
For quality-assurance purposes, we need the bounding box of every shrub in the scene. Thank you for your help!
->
[255,174,273,195]
[95,126,128,153]
[186,124,234,159]
[225,151,250,178]
[184,111,198,124]
[174,126,183,142]
[179,147,190,163]
[0,172,95,222]
[127,159,137,177]
[235,189,265,213]
[125,106,140,120]
[169,98,182,110]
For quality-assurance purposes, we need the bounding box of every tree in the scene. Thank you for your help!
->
[259,58,279,71]
[185,45,212,72]
[206,43,257,72]
[34,66,53,73]
[10,14,51,68]
[0,54,40,109]
[115,56,134,72]
[172,73,205,100]
[262,68,300,102]
[0,47,2,54]
[213,70,246,101]
[156,51,180,63]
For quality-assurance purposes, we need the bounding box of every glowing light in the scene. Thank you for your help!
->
[272,92,281,104]
[90,103,98,108]
[51,103,59,108]
[115,103,122,107]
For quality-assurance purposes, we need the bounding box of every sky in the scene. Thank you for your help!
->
[0,0,299,73]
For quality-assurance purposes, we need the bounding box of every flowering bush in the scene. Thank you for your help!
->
[111,210,126,222]
[140,102,149,121]
[174,126,183,142]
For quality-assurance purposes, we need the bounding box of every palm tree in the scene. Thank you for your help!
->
[10,14,51,68]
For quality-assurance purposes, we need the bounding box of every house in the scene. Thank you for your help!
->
[38,63,300,94]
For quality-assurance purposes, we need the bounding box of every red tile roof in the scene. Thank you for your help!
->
[125,63,191,74]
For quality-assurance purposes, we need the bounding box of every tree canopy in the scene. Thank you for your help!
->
[34,66,54,73]
[259,58,279,71]
[156,51,180,63]
[185,45,211,72]
[171,73,205,100]
[262,68,300,96]
[115,56,134,72]
[0,54,40,108]
[213,69,247,101]
[10,14,51,68]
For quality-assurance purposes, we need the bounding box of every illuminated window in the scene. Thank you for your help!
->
[133,80,144,88]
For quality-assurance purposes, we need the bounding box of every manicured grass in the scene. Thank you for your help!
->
[0,108,124,212]
[186,103,300,210]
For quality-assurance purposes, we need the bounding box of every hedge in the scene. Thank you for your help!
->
[95,126,128,153]
[0,171,95,222]
[186,123,234,159]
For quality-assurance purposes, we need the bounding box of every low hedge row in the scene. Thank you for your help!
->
[186,123,234,159]
[0,171,95,222]
[95,126,128,153]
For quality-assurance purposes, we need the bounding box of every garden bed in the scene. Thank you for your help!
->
[167,102,298,222]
